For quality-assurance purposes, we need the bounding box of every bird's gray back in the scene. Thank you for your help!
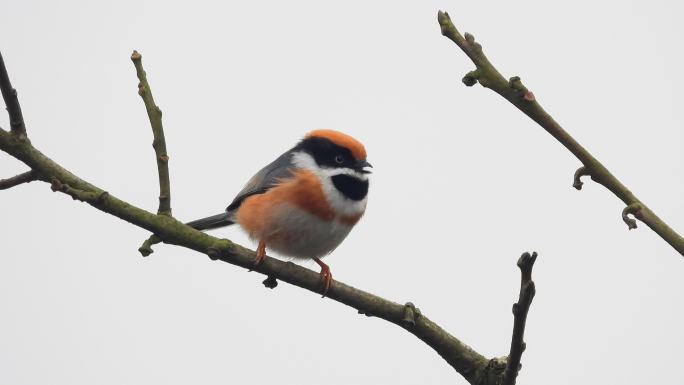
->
[226,149,297,212]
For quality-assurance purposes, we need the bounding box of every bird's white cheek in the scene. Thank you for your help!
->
[319,177,368,217]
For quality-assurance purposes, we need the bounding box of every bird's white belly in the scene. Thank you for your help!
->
[256,203,354,259]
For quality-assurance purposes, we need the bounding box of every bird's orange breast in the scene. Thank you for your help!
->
[236,169,362,237]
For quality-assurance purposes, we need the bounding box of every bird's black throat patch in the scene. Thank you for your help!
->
[331,174,368,201]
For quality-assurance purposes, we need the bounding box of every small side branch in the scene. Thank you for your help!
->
[0,170,39,190]
[572,166,589,190]
[622,203,643,230]
[131,50,172,216]
[437,11,684,257]
[0,51,27,138]
[502,252,538,385]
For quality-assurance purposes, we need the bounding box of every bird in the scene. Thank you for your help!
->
[186,129,372,296]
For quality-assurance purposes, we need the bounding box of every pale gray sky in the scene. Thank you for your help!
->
[1,1,683,384]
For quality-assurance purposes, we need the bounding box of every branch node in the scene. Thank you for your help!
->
[462,69,480,87]
[138,234,161,257]
[622,203,643,230]
[508,76,523,91]
[50,178,106,203]
[479,356,508,384]
[572,166,590,190]
[401,302,421,328]
[206,247,221,260]
[262,275,278,289]
[463,32,482,52]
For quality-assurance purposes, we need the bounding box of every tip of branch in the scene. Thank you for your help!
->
[131,50,142,61]
[437,10,450,24]
[437,10,454,36]
[573,166,589,190]
[462,70,480,87]
[622,204,642,230]
[138,244,154,257]
[138,234,161,257]
[517,251,537,271]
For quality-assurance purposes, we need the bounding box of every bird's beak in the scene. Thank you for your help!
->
[357,159,373,174]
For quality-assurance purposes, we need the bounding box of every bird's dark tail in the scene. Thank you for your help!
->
[186,212,234,231]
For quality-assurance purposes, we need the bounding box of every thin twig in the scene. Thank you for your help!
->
[502,252,538,385]
[0,170,39,190]
[131,50,172,216]
[0,51,27,138]
[437,11,684,257]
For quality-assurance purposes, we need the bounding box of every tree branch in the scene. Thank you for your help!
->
[131,50,172,216]
[0,170,39,190]
[437,11,684,257]
[0,124,498,383]
[0,51,27,138]
[0,49,544,385]
[502,252,538,385]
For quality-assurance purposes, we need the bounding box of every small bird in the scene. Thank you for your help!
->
[187,129,371,295]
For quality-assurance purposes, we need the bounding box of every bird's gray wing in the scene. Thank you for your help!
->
[226,149,297,212]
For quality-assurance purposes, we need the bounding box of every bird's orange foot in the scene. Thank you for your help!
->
[313,257,333,297]
[250,240,266,270]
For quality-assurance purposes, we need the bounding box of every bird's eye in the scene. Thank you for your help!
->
[334,155,345,164]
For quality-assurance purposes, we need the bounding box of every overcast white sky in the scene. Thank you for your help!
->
[1,1,683,384]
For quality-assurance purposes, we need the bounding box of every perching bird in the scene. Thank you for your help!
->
[187,129,371,295]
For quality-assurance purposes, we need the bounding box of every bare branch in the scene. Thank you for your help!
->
[131,50,172,216]
[0,170,39,190]
[502,252,538,385]
[437,11,684,257]
[0,51,27,138]
[0,125,502,385]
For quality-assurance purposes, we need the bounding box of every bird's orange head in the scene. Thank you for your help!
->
[304,129,368,163]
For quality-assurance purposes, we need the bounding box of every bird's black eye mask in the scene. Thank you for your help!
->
[294,137,358,170]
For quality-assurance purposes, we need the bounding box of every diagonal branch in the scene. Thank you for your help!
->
[0,51,27,138]
[437,11,684,257]
[0,117,507,385]
[131,50,172,216]
[502,252,538,385]
[0,170,39,190]
[0,50,541,385]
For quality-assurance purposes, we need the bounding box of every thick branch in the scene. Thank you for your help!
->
[0,51,27,138]
[0,170,39,190]
[502,252,537,385]
[131,50,172,216]
[437,11,684,257]
[0,125,504,385]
